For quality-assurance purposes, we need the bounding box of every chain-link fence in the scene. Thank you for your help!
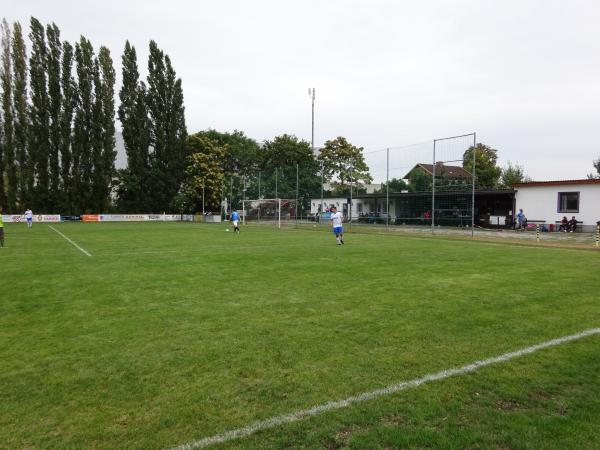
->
[218,134,507,236]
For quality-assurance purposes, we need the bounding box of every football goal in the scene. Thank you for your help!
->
[241,198,298,228]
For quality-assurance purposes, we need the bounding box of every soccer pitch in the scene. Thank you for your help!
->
[1,222,600,449]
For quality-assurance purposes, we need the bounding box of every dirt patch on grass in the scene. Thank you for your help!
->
[495,399,522,411]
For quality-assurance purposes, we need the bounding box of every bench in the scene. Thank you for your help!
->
[554,220,583,232]
[514,219,545,231]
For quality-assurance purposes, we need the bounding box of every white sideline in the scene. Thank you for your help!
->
[170,327,600,450]
[48,225,92,257]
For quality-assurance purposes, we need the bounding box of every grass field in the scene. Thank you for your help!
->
[1,221,599,449]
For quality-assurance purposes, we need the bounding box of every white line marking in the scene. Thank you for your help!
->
[170,327,600,450]
[48,225,92,257]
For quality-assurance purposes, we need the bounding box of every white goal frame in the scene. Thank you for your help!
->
[242,198,282,228]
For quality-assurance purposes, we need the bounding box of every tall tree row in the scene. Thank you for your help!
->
[28,18,50,209]
[117,41,150,212]
[146,40,187,212]
[12,22,29,208]
[59,41,75,212]
[0,16,193,214]
[46,23,62,210]
[117,40,187,213]
[97,47,116,212]
[0,16,116,213]
[1,19,13,210]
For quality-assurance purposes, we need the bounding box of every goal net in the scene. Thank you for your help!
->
[242,199,298,227]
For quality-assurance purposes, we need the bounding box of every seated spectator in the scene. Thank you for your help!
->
[568,216,578,232]
[559,216,569,232]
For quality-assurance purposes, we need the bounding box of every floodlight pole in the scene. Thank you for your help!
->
[202,183,205,216]
[309,88,315,153]
[295,163,299,223]
[472,132,476,237]
[432,140,437,234]
[309,87,322,219]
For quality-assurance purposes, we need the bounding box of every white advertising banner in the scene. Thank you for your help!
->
[2,214,61,223]
[93,214,188,222]
[1,214,194,223]
[98,214,148,222]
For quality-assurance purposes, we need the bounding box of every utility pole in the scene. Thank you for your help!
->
[309,88,322,215]
[309,88,315,151]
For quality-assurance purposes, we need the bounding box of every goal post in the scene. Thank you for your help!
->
[241,198,297,228]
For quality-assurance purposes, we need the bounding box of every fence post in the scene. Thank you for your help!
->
[386,147,390,231]
[349,165,353,231]
[471,132,476,237]
[432,140,436,234]
[596,224,599,247]
[242,176,246,225]
[278,198,281,229]
[536,224,540,242]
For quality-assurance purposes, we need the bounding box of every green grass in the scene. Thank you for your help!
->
[1,222,599,449]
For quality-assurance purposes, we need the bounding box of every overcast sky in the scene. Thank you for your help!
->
[6,0,600,181]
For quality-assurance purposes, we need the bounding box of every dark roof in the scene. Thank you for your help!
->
[403,163,472,180]
[354,189,514,199]
[514,179,600,187]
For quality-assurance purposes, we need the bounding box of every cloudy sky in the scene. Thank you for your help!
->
[6,0,600,181]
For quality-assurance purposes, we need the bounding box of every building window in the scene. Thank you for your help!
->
[557,192,579,213]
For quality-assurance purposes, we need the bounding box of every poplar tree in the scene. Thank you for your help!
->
[0,19,13,210]
[146,40,187,212]
[60,41,75,212]
[90,58,104,212]
[12,22,28,208]
[28,18,50,210]
[117,41,150,212]
[72,36,94,211]
[46,23,62,210]
[98,46,115,212]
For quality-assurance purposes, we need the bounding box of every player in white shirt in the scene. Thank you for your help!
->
[330,206,344,245]
[24,208,33,228]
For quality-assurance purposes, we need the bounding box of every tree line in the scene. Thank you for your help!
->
[173,133,372,214]
[0,17,186,214]
[1,16,371,215]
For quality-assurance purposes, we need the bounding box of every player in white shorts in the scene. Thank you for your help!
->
[231,209,240,234]
[330,206,344,245]
[24,208,33,228]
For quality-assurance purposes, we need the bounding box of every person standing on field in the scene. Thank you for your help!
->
[24,208,33,228]
[330,206,344,245]
[516,208,525,229]
[0,208,5,247]
[231,209,240,234]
